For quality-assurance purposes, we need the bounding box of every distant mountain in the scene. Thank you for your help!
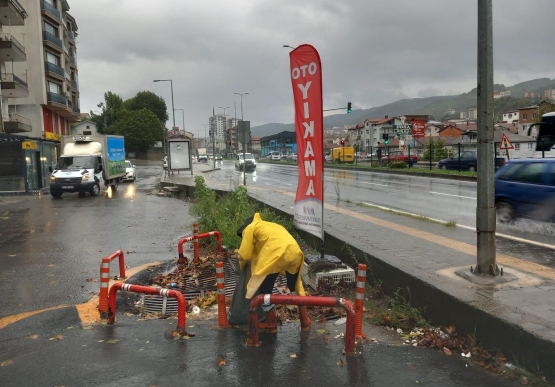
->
[250,78,555,137]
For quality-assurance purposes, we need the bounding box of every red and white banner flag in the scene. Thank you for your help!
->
[290,45,324,240]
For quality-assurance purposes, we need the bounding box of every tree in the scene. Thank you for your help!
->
[123,91,169,123]
[90,91,125,134]
[109,109,164,152]
[423,137,449,161]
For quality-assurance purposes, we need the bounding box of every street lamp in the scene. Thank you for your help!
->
[283,45,296,50]
[153,79,175,155]
[234,92,249,186]
[200,124,208,148]
[174,108,185,131]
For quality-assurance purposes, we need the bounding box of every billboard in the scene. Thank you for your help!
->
[106,136,125,176]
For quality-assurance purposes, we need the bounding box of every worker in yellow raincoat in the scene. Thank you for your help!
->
[236,213,311,333]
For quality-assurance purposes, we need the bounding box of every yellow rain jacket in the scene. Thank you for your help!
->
[238,213,306,299]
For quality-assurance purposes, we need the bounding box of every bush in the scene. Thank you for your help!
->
[389,161,407,169]
[190,176,298,250]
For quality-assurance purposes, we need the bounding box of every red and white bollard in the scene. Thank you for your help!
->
[355,264,367,339]
[216,261,230,328]
[193,223,199,263]
[98,250,126,315]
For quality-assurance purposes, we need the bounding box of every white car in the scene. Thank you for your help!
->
[163,156,168,169]
[124,160,136,182]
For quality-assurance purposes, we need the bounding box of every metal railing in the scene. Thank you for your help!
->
[0,73,28,89]
[64,71,71,81]
[47,91,66,105]
[41,0,60,19]
[71,80,78,90]
[0,33,25,53]
[73,104,79,113]
[70,56,76,66]
[5,113,31,126]
[67,30,74,40]
[45,61,64,77]
[43,31,62,48]
[63,45,69,57]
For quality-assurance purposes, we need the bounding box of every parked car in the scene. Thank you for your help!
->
[438,150,507,171]
[495,159,555,223]
[254,154,260,160]
[198,153,209,163]
[324,153,332,163]
[163,156,168,169]
[123,160,136,182]
[381,150,418,166]
[235,153,257,171]
[287,153,297,161]
[214,154,223,161]
[269,151,280,160]
[280,153,288,161]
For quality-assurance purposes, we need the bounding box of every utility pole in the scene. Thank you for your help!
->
[234,93,248,186]
[476,0,498,276]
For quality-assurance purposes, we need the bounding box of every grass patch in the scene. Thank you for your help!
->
[357,202,445,225]
[189,175,297,250]
[445,220,457,228]
[366,287,430,331]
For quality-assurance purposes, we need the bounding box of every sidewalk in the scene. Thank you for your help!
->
[163,170,555,380]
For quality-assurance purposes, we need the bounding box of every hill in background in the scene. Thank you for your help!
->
[251,77,555,138]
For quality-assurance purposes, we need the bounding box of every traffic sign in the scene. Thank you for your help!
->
[499,133,514,150]
[238,121,251,145]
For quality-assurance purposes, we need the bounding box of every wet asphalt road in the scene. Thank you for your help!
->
[0,161,527,386]
[0,161,188,319]
[204,160,555,267]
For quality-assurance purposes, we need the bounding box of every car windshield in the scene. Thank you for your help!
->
[56,156,95,170]
[239,154,254,160]
[125,161,132,168]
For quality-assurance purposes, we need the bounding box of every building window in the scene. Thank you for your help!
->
[528,143,533,150]
[366,129,369,134]
[46,51,59,65]
[522,114,527,120]
[48,81,61,94]
[533,113,537,119]
[514,143,520,151]
[44,21,58,37]
[44,0,55,5]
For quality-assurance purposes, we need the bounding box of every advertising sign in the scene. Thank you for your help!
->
[22,141,37,150]
[106,136,126,176]
[169,139,192,172]
[290,44,324,240]
[411,120,427,138]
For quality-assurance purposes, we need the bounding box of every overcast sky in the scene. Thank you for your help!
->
[72,0,555,133]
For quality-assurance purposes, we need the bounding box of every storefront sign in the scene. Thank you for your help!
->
[44,132,61,141]
[22,141,37,150]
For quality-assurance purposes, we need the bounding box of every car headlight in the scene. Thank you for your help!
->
[81,173,90,182]
[50,175,56,182]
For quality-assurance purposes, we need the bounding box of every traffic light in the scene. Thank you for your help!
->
[383,133,389,145]
[341,139,345,146]
[347,102,352,114]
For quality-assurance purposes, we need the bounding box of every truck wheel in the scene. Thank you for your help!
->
[51,191,62,198]
[90,183,100,197]
[111,180,119,192]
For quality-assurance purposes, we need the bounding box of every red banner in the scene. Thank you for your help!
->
[412,120,427,138]
[290,45,324,240]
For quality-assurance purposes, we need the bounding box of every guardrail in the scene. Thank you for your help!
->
[246,294,357,354]
[108,283,190,335]
[98,249,126,315]
[177,223,222,264]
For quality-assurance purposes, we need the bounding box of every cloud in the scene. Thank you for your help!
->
[71,0,555,129]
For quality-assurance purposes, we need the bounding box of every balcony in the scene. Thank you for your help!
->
[0,0,27,26]
[69,56,76,67]
[71,80,78,90]
[47,91,67,108]
[45,61,64,80]
[73,104,80,113]
[0,33,25,62]
[1,73,29,98]
[43,31,62,51]
[3,112,31,133]
[67,30,75,41]
[63,44,69,57]
[41,0,60,20]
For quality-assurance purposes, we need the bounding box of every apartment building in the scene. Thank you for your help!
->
[11,0,80,141]
[209,114,226,140]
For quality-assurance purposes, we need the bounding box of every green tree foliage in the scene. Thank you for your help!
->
[423,137,449,161]
[89,91,125,134]
[108,109,164,152]
[123,91,169,123]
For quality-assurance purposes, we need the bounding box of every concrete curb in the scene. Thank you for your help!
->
[171,179,555,380]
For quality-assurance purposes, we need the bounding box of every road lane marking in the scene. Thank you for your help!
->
[0,305,70,329]
[430,191,476,200]
[360,182,389,187]
[0,262,162,330]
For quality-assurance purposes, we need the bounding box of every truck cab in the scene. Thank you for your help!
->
[50,154,104,198]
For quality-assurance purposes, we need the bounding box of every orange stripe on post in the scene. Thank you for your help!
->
[216,261,230,328]
[355,264,367,339]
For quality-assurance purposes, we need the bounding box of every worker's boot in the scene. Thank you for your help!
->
[258,307,278,333]
[299,306,312,331]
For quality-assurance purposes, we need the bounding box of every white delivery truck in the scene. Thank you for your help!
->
[49,135,126,198]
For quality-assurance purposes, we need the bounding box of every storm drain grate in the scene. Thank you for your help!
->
[142,258,288,315]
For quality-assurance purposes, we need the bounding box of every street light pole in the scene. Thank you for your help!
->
[200,124,208,148]
[174,109,185,131]
[234,92,249,186]
[153,79,175,155]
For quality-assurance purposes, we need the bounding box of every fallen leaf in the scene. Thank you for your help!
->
[98,340,104,343]
[1,360,14,367]
[26,334,39,340]
[49,335,64,341]
[443,347,452,356]
[397,328,403,334]
[290,354,297,359]
[107,339,119,344]
[445,325,456,335]
[8,255,16,257]
[66,326,73,330]
[216,359,226,367]
[82,326,93,330]
[139,349,144,351]
[337,358,344,367]
[520,376,528,385]
[316,329,329,335]
[189,325,195,328]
